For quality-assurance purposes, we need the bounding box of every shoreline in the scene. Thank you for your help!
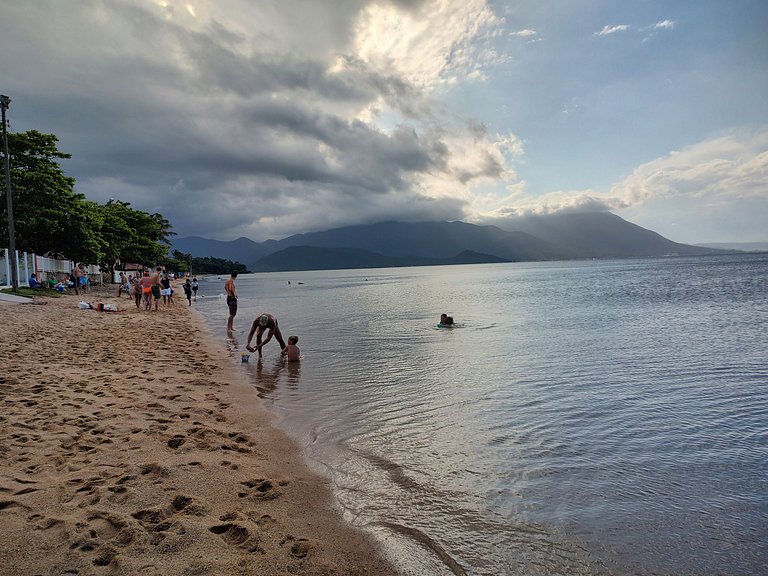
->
[0,287,398,575]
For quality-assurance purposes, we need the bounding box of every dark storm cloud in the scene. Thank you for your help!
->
[69,94,442,196]
[170,176,467,241]
[0,1,480,240]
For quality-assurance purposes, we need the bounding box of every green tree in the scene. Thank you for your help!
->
[0,130,101,262]
[96,200,175,275]
[2,129,175,274]
[190,256,249,275]
[170,249,192,273]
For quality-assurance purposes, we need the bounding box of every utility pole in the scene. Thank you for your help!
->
[1,94,18,290]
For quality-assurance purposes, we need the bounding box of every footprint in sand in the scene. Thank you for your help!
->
[139,462,170,478]
[13,486,40,496]
[167,435,186,449]
[238,478,285,501]
[106,485,130,504]
[31,514,67,539]
[227,431,253,446]
[69,511,136,567]
[0,500,31,512]
[208,523,250,544]
[208,523,262,553]
[281,534,313,559]
[131,495,199,545]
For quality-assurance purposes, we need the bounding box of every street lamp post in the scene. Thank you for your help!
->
[1,94,18,290]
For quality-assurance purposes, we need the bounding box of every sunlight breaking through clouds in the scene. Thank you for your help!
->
[2,1,765,243]
[352,0,504,89]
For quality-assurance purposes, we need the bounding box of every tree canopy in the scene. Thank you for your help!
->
[1,130,174,270]
[94,199,173,270]
[187,256,250,275]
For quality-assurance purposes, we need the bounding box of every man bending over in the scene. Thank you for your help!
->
[246,313,287,359]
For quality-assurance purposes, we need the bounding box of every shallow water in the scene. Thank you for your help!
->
[196,254,768,575]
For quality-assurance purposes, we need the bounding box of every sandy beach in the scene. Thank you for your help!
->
[0,287,398,575]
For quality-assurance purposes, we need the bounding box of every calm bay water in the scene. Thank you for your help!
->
[196,254,768,575]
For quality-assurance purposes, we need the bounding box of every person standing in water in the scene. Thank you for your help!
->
[224,271,238,334]
[183,278,193,306]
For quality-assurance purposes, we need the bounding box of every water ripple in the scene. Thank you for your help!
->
[198,254,768,575]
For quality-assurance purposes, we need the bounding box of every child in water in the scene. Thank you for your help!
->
[281,335,300,362]
[440,313,454,327]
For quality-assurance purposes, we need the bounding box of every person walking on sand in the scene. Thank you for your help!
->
[73,264,82,296]
[191,277,199,301]
[160,273,173,305]
[140,271,152,309]
[130,276,142,309]
[150,267,163,312]
[117,271,128,297]
[225,271,238,334]
[246,313,287,358]
[78,264,89,294]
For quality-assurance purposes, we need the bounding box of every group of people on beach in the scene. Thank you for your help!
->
[223,271,300,362]
[27,273,60,291]
[117,269,199,311]
[29,264,90,294]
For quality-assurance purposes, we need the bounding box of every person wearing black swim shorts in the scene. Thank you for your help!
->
[150,266,163,312]
[224,271,238,334]
[246,313,287,359]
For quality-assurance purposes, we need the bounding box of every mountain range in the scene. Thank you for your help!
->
[695,241,768,252]
[172,212,733,272]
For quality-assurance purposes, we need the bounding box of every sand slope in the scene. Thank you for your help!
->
[0,288,398,575]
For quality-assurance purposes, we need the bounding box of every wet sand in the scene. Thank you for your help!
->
[0,287,398,575]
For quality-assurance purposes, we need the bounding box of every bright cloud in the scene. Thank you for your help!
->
[594,24,630,36]
[482,190,613,219]
[609,128,768,205]
[652,19,675,30]
[474,127,768,223]
[352,0,504,89]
